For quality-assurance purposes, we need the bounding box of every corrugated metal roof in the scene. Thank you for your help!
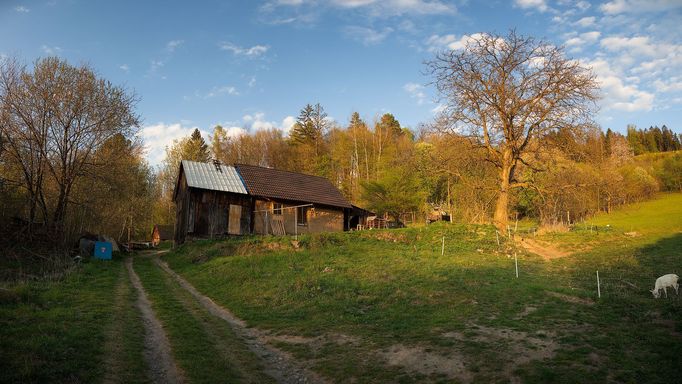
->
[182,160,248,194]
[235,164,352,208]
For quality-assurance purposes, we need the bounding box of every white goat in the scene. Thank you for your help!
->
[650,274,679,299]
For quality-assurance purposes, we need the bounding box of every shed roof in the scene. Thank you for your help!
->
[235,164,352,209]
[181,160,248,195]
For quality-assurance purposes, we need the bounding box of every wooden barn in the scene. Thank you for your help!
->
[173,160,361,243]
[173,160,251,244]
[235,164,353,236]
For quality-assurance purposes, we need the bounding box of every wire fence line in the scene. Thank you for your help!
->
[400,231,679,301]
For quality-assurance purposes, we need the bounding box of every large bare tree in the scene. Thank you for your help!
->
[427,30,599,231]
[0,57,139,236]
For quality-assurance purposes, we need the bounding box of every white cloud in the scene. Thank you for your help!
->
[653,78,682,93]
[403,82,427,105]
[564,31,601,51]
[575,1,591,11]
[166,40,184,52]
[40,45,62,55]
[583,58,654,112]
[514,0,549,12]
[261,0,454,17]
[431,103,446,115]
[239,112,297,135]
[575,16,595,27]
[343,26,392,45]
[204,85,239,98]
[14,6,29,12]
[248,76,257,88]
[119,64,130,73]
[425,33,485,52]
[332,0,454,15]
[281,116,297,134]
[140,123,209,166]
[150,59,164,73]
[600,0,682,14]
[219,42,269,57]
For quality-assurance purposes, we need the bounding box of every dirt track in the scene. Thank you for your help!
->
[153,257,325,384]
[126,258,184,384]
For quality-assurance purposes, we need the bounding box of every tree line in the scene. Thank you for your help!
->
[2,31,682,262]
[625,125,681,155]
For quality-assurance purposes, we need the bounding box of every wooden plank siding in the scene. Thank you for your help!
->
[175,187,251,243]
[252,199,344,236]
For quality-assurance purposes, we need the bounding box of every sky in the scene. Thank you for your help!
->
[1,0,682,166]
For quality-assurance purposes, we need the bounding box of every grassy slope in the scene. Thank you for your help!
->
[0,257,148,384]
[132,256,274,384]
[163,193,682,383]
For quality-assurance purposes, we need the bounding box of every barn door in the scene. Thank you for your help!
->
[228,204,242,235]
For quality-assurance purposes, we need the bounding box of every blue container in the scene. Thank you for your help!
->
[94,241,112,260]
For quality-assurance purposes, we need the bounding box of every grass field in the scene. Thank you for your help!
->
[0,257,148,384]
[1,193,680,383]
[161,193,682,383]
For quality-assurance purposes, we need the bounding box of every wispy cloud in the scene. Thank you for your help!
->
[564,31,601,51]
[166,40,184,52]
[425,33,485,52]
[259,0,454,23]
[343,26,392,45]
[575,16,596,27]
[219,42,269,57]
[41,45,62,55]
[203,85,240,98]
[14,6,30,13]
[600,0,682,15]
[119,64,130,73]
[514,0,550,13]
[403,82,427,105]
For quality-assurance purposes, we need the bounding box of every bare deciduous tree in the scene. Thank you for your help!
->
[0,56,140,236]
[427,30,599,231]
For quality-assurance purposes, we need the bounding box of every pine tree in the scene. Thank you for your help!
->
[187,128,210,162]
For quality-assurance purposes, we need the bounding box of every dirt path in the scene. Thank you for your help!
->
[126,258,184,384]
[518,238,571,260]
[153,257,326,384]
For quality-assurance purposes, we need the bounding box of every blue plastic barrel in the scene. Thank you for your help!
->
[94,241,112,260]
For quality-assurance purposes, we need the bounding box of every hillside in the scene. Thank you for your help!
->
[159,193,682,383]
[2,193,680,383]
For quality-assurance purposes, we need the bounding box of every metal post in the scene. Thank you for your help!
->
[441,236,445,256]
[515,252,519,278]
[597,270,601,298]
[294,207,298,241]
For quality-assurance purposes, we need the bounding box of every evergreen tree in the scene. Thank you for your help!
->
[187,128,210,162]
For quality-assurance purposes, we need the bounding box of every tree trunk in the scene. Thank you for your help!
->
[494,163,512,232]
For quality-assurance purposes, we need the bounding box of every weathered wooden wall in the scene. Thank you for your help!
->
[252,200,344,235]
[175,183,251,243]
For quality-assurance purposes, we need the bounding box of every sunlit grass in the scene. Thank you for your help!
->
[162,194,682,382]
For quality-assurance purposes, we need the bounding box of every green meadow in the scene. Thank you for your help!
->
[1,193,680,383]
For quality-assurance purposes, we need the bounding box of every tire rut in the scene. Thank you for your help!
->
[126,258,184,384]
[154,263,275,383]
[153,257,326,384]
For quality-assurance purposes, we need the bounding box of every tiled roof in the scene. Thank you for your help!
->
[235,164,352,209]
[181,160,248,194]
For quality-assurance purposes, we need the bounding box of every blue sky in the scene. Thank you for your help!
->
[2,0,682,165]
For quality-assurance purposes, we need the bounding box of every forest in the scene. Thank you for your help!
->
[1,32,681,269]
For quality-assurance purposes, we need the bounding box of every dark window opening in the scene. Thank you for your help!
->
[297,206,308,225]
